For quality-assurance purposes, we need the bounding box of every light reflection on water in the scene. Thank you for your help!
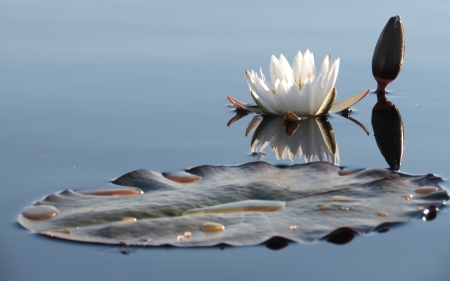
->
[1,0,450,280]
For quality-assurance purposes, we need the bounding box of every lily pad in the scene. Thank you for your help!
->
[18,162,448,247]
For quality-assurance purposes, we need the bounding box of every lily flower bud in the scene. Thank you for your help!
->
[372,15,405,92]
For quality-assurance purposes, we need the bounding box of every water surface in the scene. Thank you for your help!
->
[1,0,450,280]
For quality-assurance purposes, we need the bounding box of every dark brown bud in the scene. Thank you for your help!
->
[372,15,405,92]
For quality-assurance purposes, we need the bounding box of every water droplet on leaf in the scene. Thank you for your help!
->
[183,200,285,216]
[22,205,59,221]
[201,222,225,232]
[415,188,438,195]
[162,172,201,183]
[331,196,350,201]
[77,188,143,196]
[402,194,413,200]
[377,211,388,217]
[320,205,330,211]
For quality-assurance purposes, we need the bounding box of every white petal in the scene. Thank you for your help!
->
[260,67,276,93]
[286,83,301,112]
[260,67,267,82]
[248,72,282,113]
[300,50,309,83]
[270,55,286,85]
[274,79,280,89]
[322,58,340,101]
[289,85,307,115]
[278,54,293,84]
[269,55,278,85]
[292,51,303,85]
[301,50,316,84]
[245,71,260,93]
[318,54,331,81]
[286,83,302,112]
[274,80,291,113]
[250,90,277,114]
[308,51,317,81]
[299,77,313,115]
[257,83,282,113]
[310,73,324,113]
[246,71,278,113]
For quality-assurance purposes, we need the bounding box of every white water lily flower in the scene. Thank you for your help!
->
[228,50,369,117]
[247,50,338,116]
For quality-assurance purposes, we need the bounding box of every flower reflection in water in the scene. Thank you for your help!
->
[247,115,340,164]
[228,110,369,164]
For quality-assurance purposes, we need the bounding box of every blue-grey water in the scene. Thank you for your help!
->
[1,0,450,280]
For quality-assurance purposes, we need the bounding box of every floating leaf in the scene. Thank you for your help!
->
[18,162,448,247]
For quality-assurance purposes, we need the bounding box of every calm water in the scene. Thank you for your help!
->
[1,0,450,280]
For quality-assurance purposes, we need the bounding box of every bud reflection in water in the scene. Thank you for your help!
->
[246,115,339,164]
[371,92,404,171]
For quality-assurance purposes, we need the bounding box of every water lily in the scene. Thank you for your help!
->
[228,50,369,118]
